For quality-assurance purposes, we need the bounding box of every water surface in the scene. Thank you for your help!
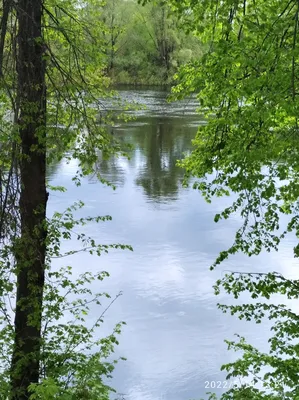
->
[48,88,298,400]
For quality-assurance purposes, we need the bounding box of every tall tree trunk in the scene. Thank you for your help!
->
[10,0,47,398]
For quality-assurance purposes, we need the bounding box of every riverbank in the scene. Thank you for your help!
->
[108,70,175,88]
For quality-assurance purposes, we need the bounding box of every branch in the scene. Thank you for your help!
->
[292,4,299,100]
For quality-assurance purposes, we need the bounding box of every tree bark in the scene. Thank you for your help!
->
[10,0,47,398]
[0,0,11,76]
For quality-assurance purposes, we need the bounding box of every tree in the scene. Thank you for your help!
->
[98,0,203,85]
[100,0,129,74]
[0,0,129,399]
[152,0,299,398]
[151,0,182,78]
[10,0,47,398]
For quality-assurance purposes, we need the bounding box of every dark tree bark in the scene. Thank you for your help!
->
[0,0,11,76]
[10,0,47,398]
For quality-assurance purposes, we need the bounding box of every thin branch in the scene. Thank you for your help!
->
[292,3,299,100]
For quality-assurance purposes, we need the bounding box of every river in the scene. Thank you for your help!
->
[48,88,298,400]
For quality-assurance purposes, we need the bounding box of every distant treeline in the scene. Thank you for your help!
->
[99,0,203,86]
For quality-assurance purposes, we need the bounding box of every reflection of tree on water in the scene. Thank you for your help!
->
[47,114,196,201]
[133,116,195,202]
[47,159,62,180]
[87,150,126,187]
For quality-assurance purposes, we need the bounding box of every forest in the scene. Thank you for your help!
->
[99,0,203,85]
[1,0,299,399]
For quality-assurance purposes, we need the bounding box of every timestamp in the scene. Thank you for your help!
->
[204,380,251,389]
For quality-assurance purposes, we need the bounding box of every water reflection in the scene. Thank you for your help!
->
[103,115,197,202]
[48,89,200,202]
[47,89,299,400]
[93,153,126,187]
[132,116,194,201]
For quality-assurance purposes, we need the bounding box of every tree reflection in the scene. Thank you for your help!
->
[131,116,196,202]
[47,107,198,202]
[92,153,126,186]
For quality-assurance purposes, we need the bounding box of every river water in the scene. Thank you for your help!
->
[48,88,299,400]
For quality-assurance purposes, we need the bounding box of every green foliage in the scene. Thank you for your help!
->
[167,0,299,398]
[43,0,127,175]
[0,0,134,397]
[100,0,203,85]
[0,199,132,399]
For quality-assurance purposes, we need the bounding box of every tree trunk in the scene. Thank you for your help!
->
[10,0,47,398]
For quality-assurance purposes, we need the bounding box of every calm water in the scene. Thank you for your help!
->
[48,89,299,400]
